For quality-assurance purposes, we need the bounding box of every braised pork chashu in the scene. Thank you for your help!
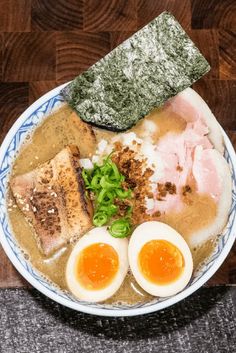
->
[10,145,93,255]
[68,112,97,157]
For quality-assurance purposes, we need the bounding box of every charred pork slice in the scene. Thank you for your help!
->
[10,145,93,256]
[68,112,97,157]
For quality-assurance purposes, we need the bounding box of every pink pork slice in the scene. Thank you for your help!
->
[150,94,221,214]
[10,145,93,255]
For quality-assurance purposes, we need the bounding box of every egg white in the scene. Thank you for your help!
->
[66,227,129,302]
[128,221,193,297]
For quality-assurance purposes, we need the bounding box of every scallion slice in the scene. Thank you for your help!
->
[93,212,108,227]
[108,218,131,238]
[82,154,133,237]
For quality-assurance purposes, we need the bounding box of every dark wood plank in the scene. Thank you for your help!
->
[191,0,236,29]
[110,31,135,49]
[188,29,219,79]
[0,83,29,143]
[31,0,83,31]
[0,247,30,288]
[219,29,236,79]
[208,244,236,285]
[0,0,31,32]
[0,34,2,82]
[3,33,56,82]
[0,81,30,287]
[56,31,111,81]
[138,0,191,29]
[193,79,236,131]
[29,81,60,104]
[227,130,236,148]
[208,130,236,285]
[84,0,137,31]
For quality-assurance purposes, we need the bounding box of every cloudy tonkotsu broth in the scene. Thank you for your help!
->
[8,104,217,304]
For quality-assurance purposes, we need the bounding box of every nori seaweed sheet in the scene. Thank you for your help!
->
[61,12,210,131]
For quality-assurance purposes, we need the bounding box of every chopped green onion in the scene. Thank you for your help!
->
[126,206,133,216]
[82,169,91,187]
[81,154,133,236]
[97,189,115,204]
[91,175,101,190]
[93,212,108,227]
[108,218,131,238]
[100,175,120,189]
[98,204,118,217]
[110,162,120,180]
[116,188,132,199]
[100,162,112,175]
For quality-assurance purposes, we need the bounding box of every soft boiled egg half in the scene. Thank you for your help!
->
[66,227,129,302]
[128,221,193,297]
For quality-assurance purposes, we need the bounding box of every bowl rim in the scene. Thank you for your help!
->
[0,83,236,317]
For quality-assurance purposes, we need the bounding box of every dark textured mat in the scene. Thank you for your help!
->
[0,286,236,353]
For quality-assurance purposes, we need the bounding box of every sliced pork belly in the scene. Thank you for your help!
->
[10,145,93,255]
[190,147,232,247]
[166,88,224,154]
[147,88,232,248]
[68,112,97,157]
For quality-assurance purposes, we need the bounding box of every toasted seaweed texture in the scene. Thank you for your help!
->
[61,12,210,131]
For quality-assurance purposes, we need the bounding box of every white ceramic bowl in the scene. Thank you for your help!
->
[0,83,236,317]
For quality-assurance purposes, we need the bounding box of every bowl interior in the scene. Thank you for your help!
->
[0,86,236,316]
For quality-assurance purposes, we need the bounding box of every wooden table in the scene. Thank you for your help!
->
[0,0,235,291]
[0,2,236,353]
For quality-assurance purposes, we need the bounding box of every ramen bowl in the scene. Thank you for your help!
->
[0,84,236,317]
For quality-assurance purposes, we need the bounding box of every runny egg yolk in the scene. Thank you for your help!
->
[76,243,119,290]
[138,240,185,285]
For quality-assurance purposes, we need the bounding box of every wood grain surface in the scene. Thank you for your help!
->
[0,0,235,288]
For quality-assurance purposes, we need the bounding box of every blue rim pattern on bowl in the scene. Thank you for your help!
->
[0,89,236,315]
